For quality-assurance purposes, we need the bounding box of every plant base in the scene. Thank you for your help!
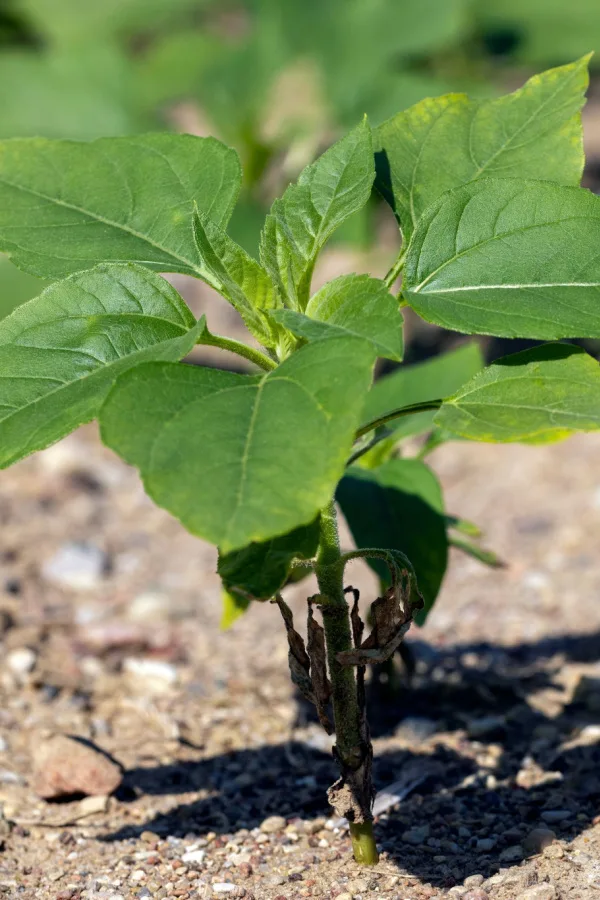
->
[350,821,379,865]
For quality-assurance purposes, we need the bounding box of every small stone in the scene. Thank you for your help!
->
[212,886,237,895]
[181,850,206,865]
[336,894,353,900]
[463,892,489,900]
[42,542,107,591]
[402,824,430,845]
[522,827,556,854]
[543,844,564,859]
[476,838,496,853]
[260,816,286,834]
[395,717,438,742]
[499,845,523,863]
[123,658,178,694]
[269,875,286,886]
[6,647,37,676]
[141,831,160,844]
[77,794,108,816]
[31,734,122,799]
[467,715,506,738]
[540,810,572,824]
[464,875,485,888]
[131,871,146,882]
[127,592,171,622]
[521,885,557,900]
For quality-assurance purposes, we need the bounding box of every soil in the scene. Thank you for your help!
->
[0,407,599,900]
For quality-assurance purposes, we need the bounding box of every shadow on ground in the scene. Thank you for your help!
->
[103,629,600,887]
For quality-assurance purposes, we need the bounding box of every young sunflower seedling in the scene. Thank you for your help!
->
[0,57,599,865]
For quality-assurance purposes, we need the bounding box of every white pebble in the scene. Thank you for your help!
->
[212,884,237,894]
[6,647,36,676]
[182,849,206,865]
[42,542,107,590]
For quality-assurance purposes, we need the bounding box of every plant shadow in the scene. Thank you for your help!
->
[102,628,600,887]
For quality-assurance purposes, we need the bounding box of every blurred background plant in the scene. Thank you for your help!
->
[1,0,599,338]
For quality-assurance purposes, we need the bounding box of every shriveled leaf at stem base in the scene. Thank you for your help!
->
[274,595,333,733]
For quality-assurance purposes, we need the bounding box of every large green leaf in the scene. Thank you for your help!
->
[0,264,205,468]
[272,274,404,361]
[360,342,484,442]
[259,118,375,309]
[0,134,241,280]
[218,518,320,600]
[403,178,600,339]
[436,343,600,443]
[100,336,374,553]
[337,459,448,624]
[375,57,589,241]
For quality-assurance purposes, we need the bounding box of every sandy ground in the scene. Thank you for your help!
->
[0,412,599,900]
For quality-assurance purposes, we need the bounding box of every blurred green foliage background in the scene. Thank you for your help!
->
[1,0,599,317]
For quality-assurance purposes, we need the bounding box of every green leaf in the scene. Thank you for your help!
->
[403,178,600,339]
[360,342,484,442]
[218,518,319,600]
[337,459,448,624]
[376,57,589,241]
[272,274,403,361]
[100,336,375,553]
[220,589,251,630]
[192,208,280,349]
[0,255,45,320]
[436,343,600,443]
[476,0,600,67]
[259,118,375,309]
[0,263,205,468]
[0,133,241,280]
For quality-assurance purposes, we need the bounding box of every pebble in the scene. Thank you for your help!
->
[181,849,206,865]
[42,542,108,590]
[127,592,171,623]
[464,875,485,888]
[402,824,430,845]
[31,734,122,799]
[463,892,489,900]
[77,794,109,815]
[499,844,523,862]
[476,838,496,853]
[212,885,237,894]
[521,885,557,900]
[260,816,286,834]
[336,894,353,900]
[395,716,438,741]
[6,647,37,676]
[522,827,557,854]
[467,715,506,738]
[123,658,178,694]
[540,810,572,823]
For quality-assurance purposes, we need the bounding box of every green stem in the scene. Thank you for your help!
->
[384,248,406,289]
[350,822,380,865]
[355,399,443,440]
[200,330,277,371]
[315,501,379,866]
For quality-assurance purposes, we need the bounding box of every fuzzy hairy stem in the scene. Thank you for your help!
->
[315,501,378,865]
[200,330,277,371]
